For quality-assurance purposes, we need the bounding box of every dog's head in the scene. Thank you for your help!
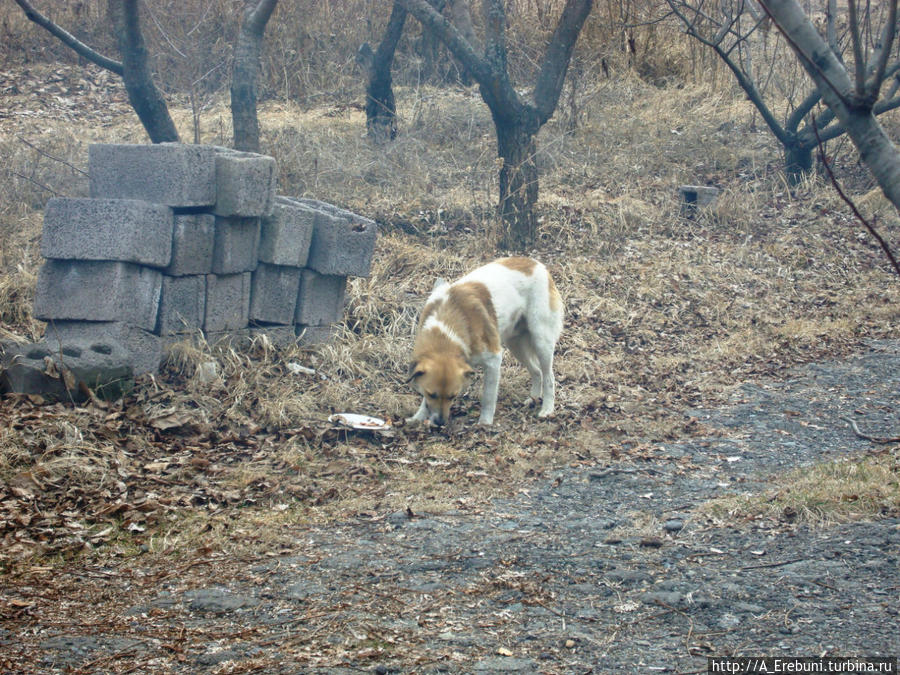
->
[406,355,473,426]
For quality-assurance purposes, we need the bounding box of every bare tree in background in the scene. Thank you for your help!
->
[668,0,900,183]
[14,0,179,143]
[358,1,408,143]
[759,0,900,212]
[231,0,278,152]
[400,0,593,251]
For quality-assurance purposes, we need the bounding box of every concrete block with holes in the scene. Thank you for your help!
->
[44,320,163,376]
[284,197,377,277]
[89,143,217,208]
[41,198,173,267]
[33,260,162,331]
[0,338,133,402]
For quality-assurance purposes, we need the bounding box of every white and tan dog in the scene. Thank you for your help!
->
[406,257,563,426]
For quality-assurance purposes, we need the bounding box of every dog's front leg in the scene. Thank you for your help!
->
[477,352,503,425]
[406,397,428,424]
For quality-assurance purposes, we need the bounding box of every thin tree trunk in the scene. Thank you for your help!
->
[109,0,179,143]
[496,120,539,250]
[362,1,407,143]
[232,0,278,152]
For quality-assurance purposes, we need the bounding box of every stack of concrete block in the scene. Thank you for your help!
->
[1,143,376,400]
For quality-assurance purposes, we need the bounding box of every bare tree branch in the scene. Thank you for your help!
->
[13,0,123,75]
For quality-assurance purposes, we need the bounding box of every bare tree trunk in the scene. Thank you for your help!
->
[360,1,407,143]
[447,0,478,84]
[760,0,900,212]
[400,0,592,250]
[108,0,179,143]
[231,0,279,152]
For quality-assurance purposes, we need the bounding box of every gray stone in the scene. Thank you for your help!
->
[34,260,162,331]
[44,321,162,375]
[285,197,376,277]
[250,263,301,325]
[204,272,251,332]
[165,213,215,276]
[213,148,277,217]
[183,588,254,614]
[0,338,133,402]
[89,143,217,208]
[41,198,173,267]
[679,185,720,216]
[259,198,316,267]
[472,656,539,672]
[663,518,685,533]
[157,275,207,335]
[212,216,260,274]
[294,269,347,326]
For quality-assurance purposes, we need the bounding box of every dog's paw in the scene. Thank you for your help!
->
[537,406,555,418]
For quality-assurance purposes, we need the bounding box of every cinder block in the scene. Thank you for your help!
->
[213,148,277,217]
[157,275,207,336]
[44,321,162,375]
[204,272,251,333]
[294,269,347,326]
[89,143,217,208]
[295,323,340,345]
[0,338,133,402]
[41,198,173,267]
[249,264,301,325]
[249,324,298,348]
[212,216,260,274]
[286,197,376,277]
[34,260,162,331]
[165,213,215,276]
[258,198,316,267]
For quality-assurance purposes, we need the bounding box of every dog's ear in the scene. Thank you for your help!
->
[405,361,425,383]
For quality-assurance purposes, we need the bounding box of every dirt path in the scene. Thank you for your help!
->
[2,341,898,674]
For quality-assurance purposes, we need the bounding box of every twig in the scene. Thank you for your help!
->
[9,170,59,196]
[841,416,900,444]
[739,556,806,571]
[811,112,900,279]
[18,136,88,176]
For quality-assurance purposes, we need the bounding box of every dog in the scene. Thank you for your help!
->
[406,257,563,426]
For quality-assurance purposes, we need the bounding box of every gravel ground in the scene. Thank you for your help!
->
[3,341,899,674]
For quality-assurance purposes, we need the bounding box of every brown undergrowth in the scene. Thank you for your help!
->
[1,63,899,573]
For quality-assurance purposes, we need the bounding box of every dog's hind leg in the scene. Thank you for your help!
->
[530,332,557,418]
[506,333,542,406]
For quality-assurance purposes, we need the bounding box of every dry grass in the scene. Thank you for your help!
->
[1,56,899,569]
[701,452,900,527]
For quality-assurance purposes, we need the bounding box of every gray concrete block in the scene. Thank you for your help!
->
[204,272,251,332]
[295,323,340,345]
[89,143,217,208]
[1,338,133,402]
[165,213,215,276]
[285,197,376,277]
[44,321,162,375]
[249,324,298,349]
[157,275,207,336]
[34,260,162,331]
[249,264,301,325]
[41,198,173,267]
[212,216,260,274]
[259,198,316,267]
[294,269,347,326]
[213,148,277,217]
